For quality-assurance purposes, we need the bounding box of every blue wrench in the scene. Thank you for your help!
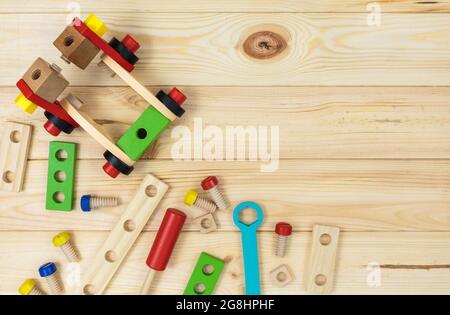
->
[233,201,263,295]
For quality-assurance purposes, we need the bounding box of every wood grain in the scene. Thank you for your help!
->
[1,1,449,13]
[1,1,450,295]
[2,86,450,160]
[0,159,449,232]
[0,231,448,295]
[2,13,450,86]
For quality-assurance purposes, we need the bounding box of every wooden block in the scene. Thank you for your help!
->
[0,122,32,192]
[82,174,169,295]
[270,264,294,288]
[304,225,340,294]
[100,55,177,121]
[60,95,135,166]
[22,58,69,103]
[116,106,170,161]
[73,17,135,73]
[45,141,76,211]
[195,213,217,234]
[53,26,100,70]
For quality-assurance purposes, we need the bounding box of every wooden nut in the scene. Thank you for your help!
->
[270,264,294,288]
[22,57,69,103]
[53,26,100,69]
[195,213,217,234]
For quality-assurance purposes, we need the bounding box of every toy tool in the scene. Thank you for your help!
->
[275,222,292,257]
[233,201,263,295]
[140,208,186,295]
[82,174,168,295]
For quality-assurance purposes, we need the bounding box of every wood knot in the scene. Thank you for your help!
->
[243,31,287,60]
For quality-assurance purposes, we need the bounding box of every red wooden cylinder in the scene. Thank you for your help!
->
[146,208,186,271]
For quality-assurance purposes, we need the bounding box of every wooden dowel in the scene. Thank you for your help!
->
[140,268,157,295]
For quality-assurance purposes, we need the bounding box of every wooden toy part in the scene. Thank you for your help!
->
[45,141,76,211]
[116,106,170,161]
[60,96,135,166]
[0,122,32,192]
[15,79,79,127]
[82,174,169,295]
[270,264,294,288]
[195,213,217,234]
[140,208,186,295]
[72,17,135,72]
[53,25,100,70]
[100,55,177,121]
[183,252,225,295]
[22,58,69,103]
[304,225,340,294]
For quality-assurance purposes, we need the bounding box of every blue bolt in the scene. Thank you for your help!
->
[38,262,63,294]
[38,262,57,277]
[80,194,92,212]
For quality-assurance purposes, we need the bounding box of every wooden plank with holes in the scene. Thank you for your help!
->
[0,122,32,192]
[82,174,168,295]
[304,225,340,294]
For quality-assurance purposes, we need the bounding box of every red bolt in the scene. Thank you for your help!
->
[102,162,120,178]
[201,176,229,210]
[122,34,140,53]
[275,222,292,257]
[201,176,219,191]
[168,87,187,106]
[275,222,292,236]
[43,120,62,136]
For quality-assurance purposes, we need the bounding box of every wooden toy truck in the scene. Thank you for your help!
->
[14,14,187,178]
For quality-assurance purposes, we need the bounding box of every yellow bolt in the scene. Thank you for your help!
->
[15,93,37,114]
[52,232,80,262]
[18,278,46,295]
[184,189,217,213]
[84,14,108,37]
[184,189,199,206]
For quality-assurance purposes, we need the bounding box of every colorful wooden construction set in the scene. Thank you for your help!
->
[3,14,341,295]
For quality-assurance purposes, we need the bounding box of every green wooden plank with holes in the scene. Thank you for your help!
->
[116,106,170,161]
[45,141,76,211]
[184,252,225,295]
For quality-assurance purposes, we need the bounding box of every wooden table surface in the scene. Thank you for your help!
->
[1,0,450,295]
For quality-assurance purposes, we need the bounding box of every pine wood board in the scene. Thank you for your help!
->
[0,231,448,295]
[2,86,450,160]
[0,159,449,232]
[2,13,450,86]
[1,0,449,13]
